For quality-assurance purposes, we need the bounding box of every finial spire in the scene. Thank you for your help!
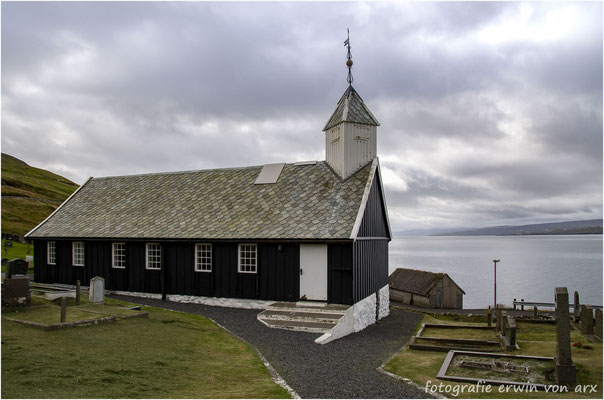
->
[344,28,353,86]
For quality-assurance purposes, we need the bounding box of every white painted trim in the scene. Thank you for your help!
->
[350,158,379,239]
[145,243,161,270]
[194,243,212,272]
[47,241,56,265]
[112,242,126,269]
[72,241,85,266]
[374,160,393,240]
[25,177,93,238]
[237,243,257,274]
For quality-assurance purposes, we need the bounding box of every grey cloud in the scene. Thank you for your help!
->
[2,1,601,231]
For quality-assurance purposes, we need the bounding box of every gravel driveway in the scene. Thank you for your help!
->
[110,295,433,399]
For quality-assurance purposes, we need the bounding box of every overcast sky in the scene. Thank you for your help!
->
[2,1,602,232]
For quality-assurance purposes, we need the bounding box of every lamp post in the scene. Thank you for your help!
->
[493,259,500,310]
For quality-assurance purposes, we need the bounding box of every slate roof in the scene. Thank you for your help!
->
[27,161,375,240]
[323,86,380,131]
[389,268,465,296]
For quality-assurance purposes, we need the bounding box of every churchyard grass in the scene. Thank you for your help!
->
[384,312,602,399]
[1,296,290,398]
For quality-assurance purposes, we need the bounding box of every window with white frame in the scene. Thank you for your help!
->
[72,242,85,266]
[47,242,56,265]
[146,243,161,270]
[238,244,257,273]
[195,243,212,272]
[112,243,126,269]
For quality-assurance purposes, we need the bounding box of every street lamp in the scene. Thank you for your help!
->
[493,259,501,310]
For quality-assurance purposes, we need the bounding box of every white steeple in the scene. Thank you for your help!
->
[323,30,380,179]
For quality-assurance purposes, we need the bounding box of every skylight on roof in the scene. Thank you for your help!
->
[254,163,285,184]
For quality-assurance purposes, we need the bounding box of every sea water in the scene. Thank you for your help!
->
[389,235,603,309]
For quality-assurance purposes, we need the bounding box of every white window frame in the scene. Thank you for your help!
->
[238,243,257,274]
[72,242,85,266]
[145,243,161,270]
[112,243,126,269]
[195,243,212,272]
[47,241,56,265]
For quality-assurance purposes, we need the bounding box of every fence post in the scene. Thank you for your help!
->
[61,297,67,323]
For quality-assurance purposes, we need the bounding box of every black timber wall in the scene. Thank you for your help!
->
[33,240,299,301]
[357,172,390,238]
[328,243,353,305]
[352,172,390,303]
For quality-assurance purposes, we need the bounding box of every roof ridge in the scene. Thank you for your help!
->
[93,161,325,180]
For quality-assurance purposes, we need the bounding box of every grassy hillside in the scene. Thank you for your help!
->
[1,153,78,236]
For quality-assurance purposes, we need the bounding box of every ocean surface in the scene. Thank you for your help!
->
[389,235,603,309]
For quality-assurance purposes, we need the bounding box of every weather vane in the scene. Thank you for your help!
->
[344,28,353,86]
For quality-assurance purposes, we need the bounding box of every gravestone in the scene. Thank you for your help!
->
[89,276,105,305]
[580,305,594,335]
[7,258,29,278]
[573,291,580,322]
[554,287,576,385]
[502,315,517,350]
[1,276,31,306]
[595,309,603,340]
[496,307,502,334]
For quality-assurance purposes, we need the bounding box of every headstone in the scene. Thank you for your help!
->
[580,305,594,335]
[89,276,105,305]
[573,291,580,322]
[1,276,31,306]
[503,315,517,350]
[595,309,603,340]
[487,307,492,328]
[7,258,29,278]
[554,287,576,385]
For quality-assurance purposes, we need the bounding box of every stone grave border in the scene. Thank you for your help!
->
[436,350,554,390]
[5,314,116,331]
[409,323,502,352]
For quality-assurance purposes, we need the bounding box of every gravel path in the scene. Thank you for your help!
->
[110,295,433,399]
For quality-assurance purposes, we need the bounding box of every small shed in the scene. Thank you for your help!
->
[389,268,465,309]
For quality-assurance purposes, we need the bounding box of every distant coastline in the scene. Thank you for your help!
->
[394,219,603,237]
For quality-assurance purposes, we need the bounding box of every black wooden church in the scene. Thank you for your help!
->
[27,49,392,306]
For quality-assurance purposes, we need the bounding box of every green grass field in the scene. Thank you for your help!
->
[2,296,290,398]
[1,152,78,236]
[385,313,602,399]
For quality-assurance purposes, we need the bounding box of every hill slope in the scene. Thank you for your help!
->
[1,153,78,236]
[435,219,603,236]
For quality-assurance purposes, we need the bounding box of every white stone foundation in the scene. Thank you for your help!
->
[378,284,390,320]
[110,290,274,310]
[353,293,377,332]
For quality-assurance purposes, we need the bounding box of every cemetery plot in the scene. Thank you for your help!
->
[437,351,556,388]
[409,323,502,352]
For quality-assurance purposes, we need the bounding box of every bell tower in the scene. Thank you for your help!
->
[323,30,380,180]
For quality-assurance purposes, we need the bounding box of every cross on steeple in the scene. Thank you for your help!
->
[345,28,353,86]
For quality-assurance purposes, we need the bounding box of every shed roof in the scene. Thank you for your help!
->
[26,160,376,240]
[389,268,465,296]
[323,86,380,131]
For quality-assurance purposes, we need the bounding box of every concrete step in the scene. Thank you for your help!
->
[268,301,349,315]
[258,317,338,333]
[259,309,343,323]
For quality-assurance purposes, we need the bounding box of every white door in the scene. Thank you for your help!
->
[299,244,328,301]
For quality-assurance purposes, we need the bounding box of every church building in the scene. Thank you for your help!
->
[26,39,392,329]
